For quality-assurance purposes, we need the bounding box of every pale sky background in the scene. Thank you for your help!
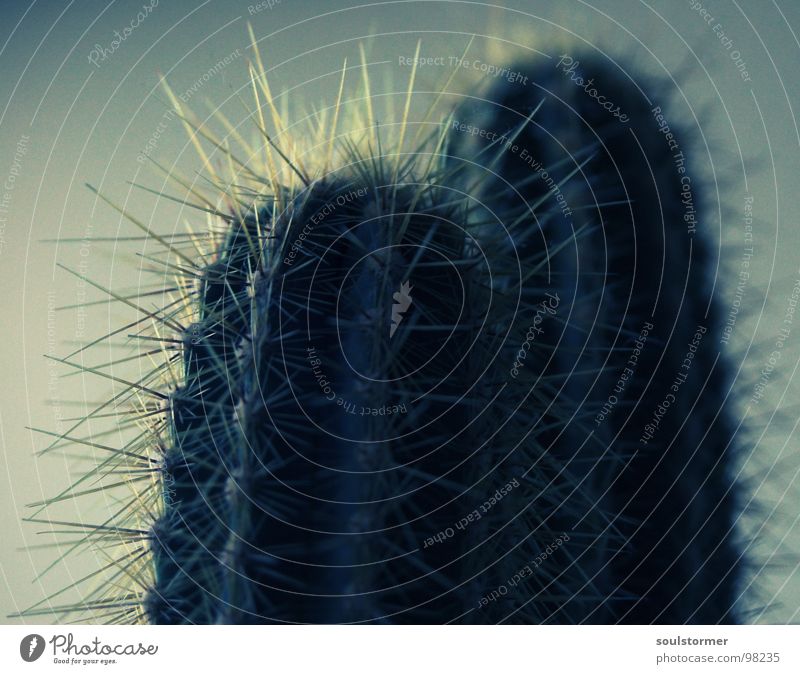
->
[1,0,800,624]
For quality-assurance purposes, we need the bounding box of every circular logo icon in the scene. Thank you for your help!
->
[20,634,45,662]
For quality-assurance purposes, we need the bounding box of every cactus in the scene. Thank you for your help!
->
[448,54,743,623]
[21,47,743,624]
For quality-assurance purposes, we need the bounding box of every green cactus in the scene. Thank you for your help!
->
[20,46,744,625]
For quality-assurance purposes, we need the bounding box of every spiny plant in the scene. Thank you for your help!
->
[19,38,744,624]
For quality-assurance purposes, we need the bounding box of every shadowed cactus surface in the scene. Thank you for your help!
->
[448,56,743,623]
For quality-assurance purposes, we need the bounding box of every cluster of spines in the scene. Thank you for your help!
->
[19,42,745,625]
[143,134,611,622]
